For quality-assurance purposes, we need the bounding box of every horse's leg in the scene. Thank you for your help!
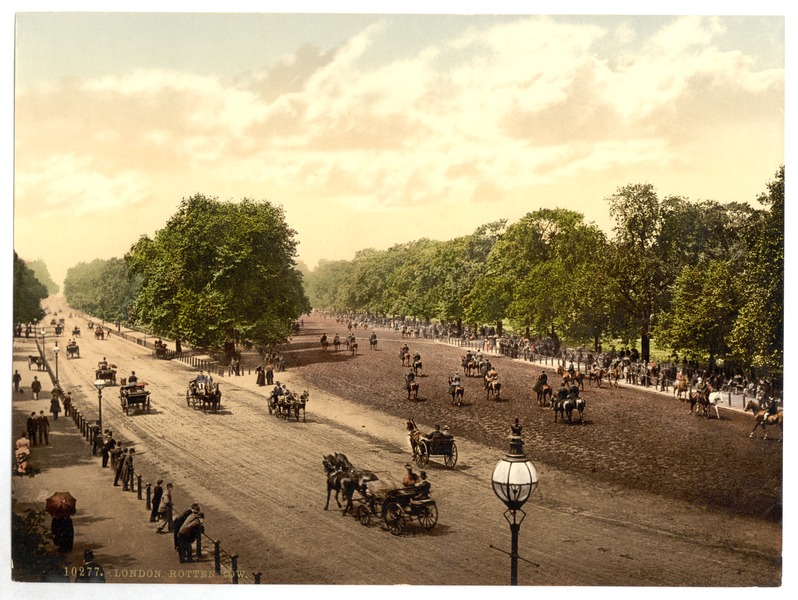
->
[325,482,333,510]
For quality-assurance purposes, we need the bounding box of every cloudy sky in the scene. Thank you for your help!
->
[7,2,788,287]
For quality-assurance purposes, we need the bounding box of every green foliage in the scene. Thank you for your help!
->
[11,509,66,582]
[13,252,47,324]
[728,166,784,372]
[25,259,59,295]
[126,194,310,350]
[63,258,142,322]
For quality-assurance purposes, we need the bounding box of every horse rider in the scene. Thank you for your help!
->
[696,377,708,399]
[485,366,498,383]
[449,371,462,396]
[370,331,377,345]
[413,352,422,365]
[405,369,416,386]
[538,369,548,387]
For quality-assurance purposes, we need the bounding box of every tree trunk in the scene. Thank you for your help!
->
[641,334,650,364]
[456,318,462,337]
[176,339,182,354]
[497,320,503,336]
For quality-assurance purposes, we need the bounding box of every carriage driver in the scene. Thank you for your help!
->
[98,356,108,370]
[126,371,139,388]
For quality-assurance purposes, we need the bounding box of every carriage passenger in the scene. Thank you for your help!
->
[127,371,138,387]
[403,463,420,487]
[98,357,108,370]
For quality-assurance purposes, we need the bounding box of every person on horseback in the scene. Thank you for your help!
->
[405,369,416,386]
[333,333,340,347]
[449,372,461,396]
[370,331,377,344]
[539,370,548,386]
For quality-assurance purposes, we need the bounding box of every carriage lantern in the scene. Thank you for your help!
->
[94,378,107,433]
[52,343,60,383]
[491,418,539,586]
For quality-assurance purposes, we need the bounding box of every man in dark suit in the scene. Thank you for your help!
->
[26,412,37,446]
[101,431,116,468]
[150,480,164,522]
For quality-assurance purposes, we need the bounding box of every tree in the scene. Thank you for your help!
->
[63,258,142,323]
[25,259,59,295]
[126,194,310,351]
[728,166,784,374]
[13,252,47,325]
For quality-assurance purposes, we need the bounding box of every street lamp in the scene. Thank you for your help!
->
[52,343,60,383]
[94,379,107,433]
[491,418,539,586]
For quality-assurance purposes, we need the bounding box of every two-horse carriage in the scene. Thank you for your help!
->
[120,383,151,415]
[27,355,43,370]
[323,452,438,536]
[94,327,106,340]
[407,419,458,468]
[552,384,587,424]
[186,381,222,413]
[71,326,81,338]
[267,389,309,421]
[66,340,80,358]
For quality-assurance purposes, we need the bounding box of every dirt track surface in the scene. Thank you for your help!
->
[16,305,782,586]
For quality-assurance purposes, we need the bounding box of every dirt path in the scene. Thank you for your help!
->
[14,301,782,586]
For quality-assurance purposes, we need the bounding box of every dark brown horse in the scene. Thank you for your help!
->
[534,379,552,406]
[322,453,377,515]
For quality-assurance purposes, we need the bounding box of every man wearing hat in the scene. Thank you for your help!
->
[73,549,105,583]
[150,479,164,522]
[156,483,173,533]
[177,509,205,563]
[101,430,116,468]
[173,503,200,550]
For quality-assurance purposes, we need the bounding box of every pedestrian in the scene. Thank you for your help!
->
[113,448,128,486]
[37,411,50,446]
[31,376,42,400]
[110,442,123,471]
[26,412,38,446]
[51,514,74,552]
[91,422,103,455]
[266,365,274,386]
[173,503,200,551]
[50,396,61,421]
[155,483,173,533]
[15,431,31,474]
[177,510,204,563]
[73,549,105,583]
[150,479,164,522]
[121,448,135,490]
[101,430,116,468]
[13,369,22,393]
[62,392,72,417]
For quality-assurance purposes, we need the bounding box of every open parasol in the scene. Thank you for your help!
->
[45,491,77,518]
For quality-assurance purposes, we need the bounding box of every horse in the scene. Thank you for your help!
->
[485,379,502,401]
[744,400,783,441]
[401,349,411,367]
[413,358,423,376]
[322,454,377,515]
[27,355,42,370]
[349,340,358,356]
[201,383,222,413]
[588,367,604,387]
[406,378,420,401]
[94,328,105,340]
[564,386,586,423]
[534,379,552,406]
[332,337,341,352]
[369,336,377,350]
[552,396,567,423]
[449,381,465,406]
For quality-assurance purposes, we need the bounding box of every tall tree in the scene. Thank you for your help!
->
[25,259,59,295]
[126,194,310,351]
[13,252,47,324]
[63,258,142,323]
[728,166,784,373]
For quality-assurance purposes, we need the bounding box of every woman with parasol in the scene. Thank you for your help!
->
[46,491,77,551]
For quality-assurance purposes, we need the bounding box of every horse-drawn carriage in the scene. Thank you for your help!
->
[323,452,438,536]
[186,380,222,413]
[94,327,105,340]
[406,419,458,468]
[120,383,151,415]
[87,321,94,330]
[267,389,309,421]
[66,341,80,358]
[71,326,81,337]
[153,340,170,360]
[95,365,117,385]
[355,478,438,535]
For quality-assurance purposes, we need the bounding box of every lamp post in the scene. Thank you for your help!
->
[491,418,539,586]
[94,379,106,433]
[52,343,60,383]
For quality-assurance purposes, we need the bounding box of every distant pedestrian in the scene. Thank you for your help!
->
[91,422,102,455]
[155,483,173,533]
[114,448,128,486]
[62,392,72,417]
[266,365,274,386]
[73,549,105,583]
[26,412,38,446]
[37,411,50,446]
[122,448,136,491]
[50,396,61,421]
[15,431,30,474]
[13,370,22,393]
[150,480,164,522]
[101,431,116,468]
[31,376,42,400]
[110,443,123,471]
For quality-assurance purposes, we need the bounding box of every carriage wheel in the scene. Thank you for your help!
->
[146,398,151,413]
[444,442,458,468]
[357,504,371,527]
[122,399,129,415]
[415,441,429,468]
[417,502,438,530]
[384,502,405,536]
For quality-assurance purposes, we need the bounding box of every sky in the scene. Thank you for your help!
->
[5,3,790,291]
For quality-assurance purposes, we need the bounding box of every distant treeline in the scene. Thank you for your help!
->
[305,168,783,373]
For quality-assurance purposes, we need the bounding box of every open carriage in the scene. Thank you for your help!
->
[71,326,81,337]
[186,380,222,413]
[66,341,80,358]
[95,365,117,385]
[120,383,151,414]
[355,477,438,536]
[406,419,458,468]
[268,389,309,421]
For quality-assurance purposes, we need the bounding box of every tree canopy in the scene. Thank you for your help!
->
[63,258,142,323]
[13,252,47,324]
[126,194,310,350]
